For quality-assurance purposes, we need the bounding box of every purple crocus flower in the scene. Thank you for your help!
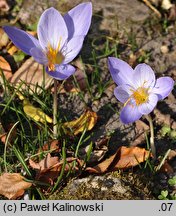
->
[3,3,92,80]
[108,57,174,124]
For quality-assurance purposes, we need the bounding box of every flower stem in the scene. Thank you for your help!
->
[145,114,156,160]
[53,79,58,139]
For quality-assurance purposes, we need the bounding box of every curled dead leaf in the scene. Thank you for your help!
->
[0,173,32,199]
[29,154,81,185]
[63,109,98,135]
[29,153,60,185]
[79,136,109,163]
[38,140,61,154]
[0,123,17,144]
[0,0,9,12]
[23,99,52,124]
[0,56,12,81]
[86,146,151,173]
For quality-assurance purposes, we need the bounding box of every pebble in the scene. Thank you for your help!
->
[160,45,169,54]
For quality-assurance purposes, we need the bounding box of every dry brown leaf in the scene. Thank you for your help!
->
[0,133,7,143]
[0,128,17,144]
[29,154,60,185]
[0,122,17,144]
[87,146,151,173]
[63,109,98,135]
[0,123,6,143]
[10,57,53,94]
[0,173,32,199]
[0,0,9,12]
[29,154,80,185]
[0,56,12,80]
[79,136,109,163]
[29,153,59,171]
[0,28,9,48]
[38,140,61,153]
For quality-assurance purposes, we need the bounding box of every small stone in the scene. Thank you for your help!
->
[160,45,169,54]
[111,97,117,104]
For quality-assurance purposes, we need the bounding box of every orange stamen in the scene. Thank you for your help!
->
[46,37,64,71]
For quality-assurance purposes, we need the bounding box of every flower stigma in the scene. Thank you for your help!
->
[46,37,65,71]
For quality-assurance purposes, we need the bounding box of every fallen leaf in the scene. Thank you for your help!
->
[38,140,61,154]
[23,99,52,124]
[79,136,109,163]
[29,154,80,185]
[0,123,6,143]
[0,56,12,80]
[63,109,98,135]
[86,146,151,173]
[10,57,53,94]
[0,28,9,48]
[0,123,17,144]
[29,153,59,171]
[0,173,32,199]
[0,0,9,12]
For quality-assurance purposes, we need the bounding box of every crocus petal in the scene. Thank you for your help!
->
[30,47,48,65]
[3,26,39,56]
[120,105,142,124]
[114,84,132,103]
[64,2,92,40]
[63,36,84,64]
[133,63,155,89]
[37,7,68,50]
[138,93,158,115]
[108,57,134,86]
[46,64,76,80]
[152,77,174,100]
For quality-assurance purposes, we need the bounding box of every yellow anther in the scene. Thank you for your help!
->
[46,37,64,71]
[124,87,149,107]
[132,87,149,106]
